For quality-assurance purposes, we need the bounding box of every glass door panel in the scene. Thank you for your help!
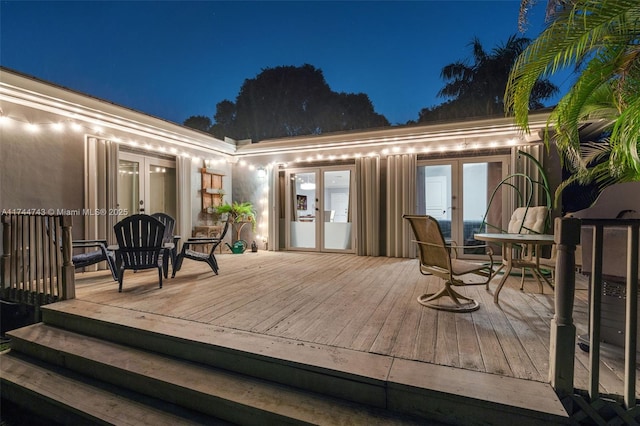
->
[418,164,453,240]
[289,171,318,249]
[323,169,352,250]
[418,156,508,258]
[149,163,176,219]
[118,159,140,218]
[118,152,176,221]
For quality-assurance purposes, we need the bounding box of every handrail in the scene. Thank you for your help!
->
[550,217,639,410]
[1,213,75,309]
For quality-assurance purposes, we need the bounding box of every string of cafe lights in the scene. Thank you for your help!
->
[1,111,527,174]
[0,112,233,165]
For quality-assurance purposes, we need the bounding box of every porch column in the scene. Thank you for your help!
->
[549,217,580,396]
[60,215,76,300]
[1,215,10,291]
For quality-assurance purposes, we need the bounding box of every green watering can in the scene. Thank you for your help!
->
[226,240,247,254]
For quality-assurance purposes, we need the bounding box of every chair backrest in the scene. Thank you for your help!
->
[114,214,165,267]
[507,206,548,234]
[151,212,176,245]
[404,215,452,272]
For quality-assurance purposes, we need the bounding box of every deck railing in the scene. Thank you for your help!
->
[551,217,639,413]
[1,213,75,309]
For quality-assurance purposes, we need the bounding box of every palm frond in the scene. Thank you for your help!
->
[506,0,640,131]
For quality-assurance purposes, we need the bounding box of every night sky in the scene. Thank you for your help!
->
[0,1,568,127]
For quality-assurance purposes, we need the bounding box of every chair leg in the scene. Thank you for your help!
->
[162,252,169,279]
[172,254,183,278]
[417,281,480,312]
[206,257,218,275]
[118,268,125,292]
[158,267,163,289]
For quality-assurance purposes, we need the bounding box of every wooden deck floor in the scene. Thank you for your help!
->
[74,251,638,398]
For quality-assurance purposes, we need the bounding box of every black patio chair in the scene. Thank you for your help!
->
[113,214,165,292]
[72,239,118,281]
[45,216,118,281]
[172,216,231,277]
[150,212,181,276]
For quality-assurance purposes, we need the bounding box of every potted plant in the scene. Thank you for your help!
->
[215,201,256,231]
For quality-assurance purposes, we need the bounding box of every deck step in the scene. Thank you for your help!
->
[4,323,422,425]
[2,299,569,425]
[0,351,225,425]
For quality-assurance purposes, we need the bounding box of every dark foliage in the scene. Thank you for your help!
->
[418,35,558,123]
[184,64,388,142]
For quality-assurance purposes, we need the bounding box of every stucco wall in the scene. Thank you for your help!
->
[0,113,85,239]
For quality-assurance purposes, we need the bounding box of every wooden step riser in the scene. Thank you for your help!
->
[35,301,570,425]
[1,377,101,426]
[7,335,327,425]
[1,353,225,425]
[40,307,388,408]
[6,325,428,425]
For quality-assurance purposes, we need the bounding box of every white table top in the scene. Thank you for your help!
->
[474,233,555,245]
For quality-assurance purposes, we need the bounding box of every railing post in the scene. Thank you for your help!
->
[60,215,75,300]
[549,217,581,396]
[1,214,11,293]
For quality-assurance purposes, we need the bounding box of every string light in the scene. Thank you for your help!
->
[0,111,532,178]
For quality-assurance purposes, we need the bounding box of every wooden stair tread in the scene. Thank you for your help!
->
[40,299,568,419]
[5,323,423,425]
[0,353,215,426]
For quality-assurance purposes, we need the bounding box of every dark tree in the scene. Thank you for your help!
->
[183,115,213,132]
[205,64,389,142]
[418,35,558,122]
[209,100,237,139]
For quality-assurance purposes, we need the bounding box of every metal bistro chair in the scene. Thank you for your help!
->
[172,216,231,277]
[404,214,497,313]
[113,214,165,292]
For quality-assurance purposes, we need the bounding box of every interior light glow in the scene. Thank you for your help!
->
[25,123,40,132]
[300,182,315,190]
[71,123,82,132]
[52,122,64,132]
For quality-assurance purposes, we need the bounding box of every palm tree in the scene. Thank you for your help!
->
[421,35,558,122]
[506,0,640,202]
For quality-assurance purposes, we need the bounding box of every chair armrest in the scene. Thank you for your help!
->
[183,238,221,247]
[412,240,493,258]
[73,240,109,249]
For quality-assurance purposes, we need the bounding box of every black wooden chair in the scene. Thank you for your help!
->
[73,239,118,281]
[113,214,165,292]
[172,216,231,277]
[150,212,180,276]
[46,216,118,281]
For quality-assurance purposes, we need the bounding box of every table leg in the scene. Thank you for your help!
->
[494,243,513,304]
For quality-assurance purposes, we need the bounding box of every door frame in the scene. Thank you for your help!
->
[283,165,356,253]
[418,154,510,259]
[118,151,176,217]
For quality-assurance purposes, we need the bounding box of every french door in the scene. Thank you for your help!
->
[417,156,509,258]
[118,152,176,220]
[284,166,355,253]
